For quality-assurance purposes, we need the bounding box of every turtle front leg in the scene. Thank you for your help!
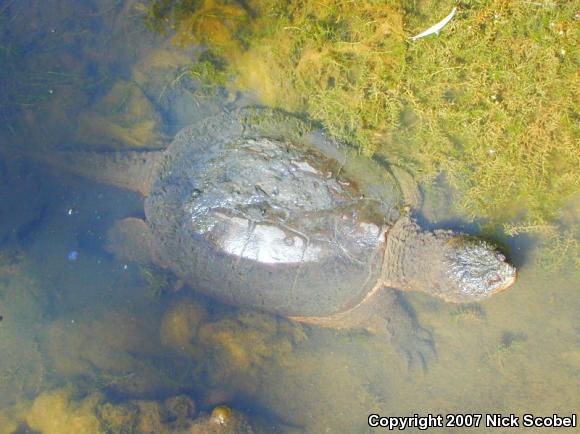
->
[355,287,435,370]
[292,287,435,370]
[374,288,435,370]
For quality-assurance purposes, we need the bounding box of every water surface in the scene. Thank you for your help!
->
[0,1,578,433]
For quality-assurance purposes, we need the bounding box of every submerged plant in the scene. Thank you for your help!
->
[449,303,486,323]
[504,220,579,275]
[397,1,578,226]
[139,264,173,301]
[483,331,527,368]
[188,52,230,96]
[0,2,110,146]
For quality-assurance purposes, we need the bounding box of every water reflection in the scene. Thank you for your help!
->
[0,1,578,433]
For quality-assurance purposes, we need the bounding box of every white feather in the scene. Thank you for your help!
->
[410,7,457,41]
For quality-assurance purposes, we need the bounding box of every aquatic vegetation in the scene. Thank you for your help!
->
[44,308,173,396]
[146,0,406,155]
[198,312,285,373]
[7,386,213,434]
[138,264,174,301]
[131,47,196,102]
[483,331,528,368]
[130,45,228,130]
[0,20,77,124]
[0,407,22,434]
[0,384,265,434]
[159,299,208,356]
[0,3,108,148]
[535,228,579,275]
[160,297,306,388]
[76,81,163,149]
[25,387,103,434]
[449,303,486,323]
[188,52,230,96]
[164,395,197,426]
[145,0,578,242]
[397,0,578,227]
[125,396,196,433]
[504,219,579,276]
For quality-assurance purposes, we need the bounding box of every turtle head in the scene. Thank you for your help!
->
[383,218,517,303]
[441,236,517,303]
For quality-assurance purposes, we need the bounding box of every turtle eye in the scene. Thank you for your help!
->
[488,274,502,285]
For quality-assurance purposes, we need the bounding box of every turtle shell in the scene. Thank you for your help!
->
[145,110,405,317]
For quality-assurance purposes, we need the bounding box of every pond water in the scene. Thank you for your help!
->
[0,1,577,433]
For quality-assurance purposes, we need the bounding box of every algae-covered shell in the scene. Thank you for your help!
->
[145,109,407,317]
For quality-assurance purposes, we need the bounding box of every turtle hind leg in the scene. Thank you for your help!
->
[106,218,156,264]
[292,288,435,370]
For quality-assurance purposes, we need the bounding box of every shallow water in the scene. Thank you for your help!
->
[0,1,578,433]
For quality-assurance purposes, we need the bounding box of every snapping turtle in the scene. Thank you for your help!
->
[46,108,516,366]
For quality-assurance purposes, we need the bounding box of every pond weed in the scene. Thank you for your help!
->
[449,303,486,323]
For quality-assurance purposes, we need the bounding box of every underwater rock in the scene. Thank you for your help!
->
[76,81,163,149]
[25,388,103,434]
[159,299,208,356]
[8,386,277,434]
[159,297,306,403]
[188,405,255,434]
[43,307,173,396]
[161,297,305,375]
[197,310,306,376]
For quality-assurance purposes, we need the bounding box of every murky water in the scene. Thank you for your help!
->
[0,1,578,433]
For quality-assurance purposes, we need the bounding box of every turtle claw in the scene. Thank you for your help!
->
[373,289,436,370]
[392,325,435,371]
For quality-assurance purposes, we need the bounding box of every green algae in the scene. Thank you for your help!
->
[483,331,528,368]
[2,386,230,434]
[188,53,230,96]
[160,298,307,387]
[397,0,578,226]
[138,264,174,301]
[449,303,486,323]
[504,219,580,276]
